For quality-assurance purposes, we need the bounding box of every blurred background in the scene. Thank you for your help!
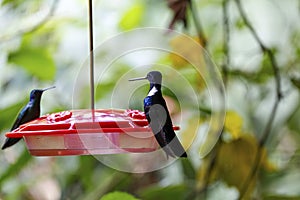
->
[0,0,300,199]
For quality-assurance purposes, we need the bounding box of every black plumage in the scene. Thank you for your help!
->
[2,86,55,150]
[129,71,187,158]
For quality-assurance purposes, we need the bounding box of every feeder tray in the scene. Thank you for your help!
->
[5,109,179,156]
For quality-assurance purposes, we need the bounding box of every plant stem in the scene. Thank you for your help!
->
[222,0,230,86]
[189,0,207,48]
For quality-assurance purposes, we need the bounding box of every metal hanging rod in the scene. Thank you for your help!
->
[88,0,95,111]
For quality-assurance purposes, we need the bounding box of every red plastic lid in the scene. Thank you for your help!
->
[6,109,179,138]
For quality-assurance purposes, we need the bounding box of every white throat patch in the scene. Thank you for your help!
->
[147,86,158,96]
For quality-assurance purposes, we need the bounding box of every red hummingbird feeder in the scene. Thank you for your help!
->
[5,109,179,156]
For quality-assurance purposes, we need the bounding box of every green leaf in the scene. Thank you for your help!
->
[201,134,274,198]
[8,46,56,81]
[0,100,27,132]
[139,185,188,200]
[101,191,139,200]
[287,102,300,132]
[235,18,246,30]
[291,77,300,90]
[224,111,243,140]
[255,53,274,83]
[1,0,23,7]
[119,3,144,31]
[180,158,196,180]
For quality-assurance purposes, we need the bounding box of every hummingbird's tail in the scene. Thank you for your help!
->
[159,134,187,158]
[1,138,22,150]
[168,136,187,158]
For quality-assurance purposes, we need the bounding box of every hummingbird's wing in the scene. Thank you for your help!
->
[2,104,32,149]
[158,98,187,158]
[147,104,177,158]
[148,104,167,134]
[2,107,29,149]
[10,104,30,131]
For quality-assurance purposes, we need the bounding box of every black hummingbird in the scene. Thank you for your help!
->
[129,71,187,158]
[2,86,55,150]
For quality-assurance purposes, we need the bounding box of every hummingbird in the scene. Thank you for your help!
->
[129,71,187,158]
[1,86,56,150]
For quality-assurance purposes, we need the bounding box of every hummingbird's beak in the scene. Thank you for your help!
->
[42,86,56,92]
[128,77,147,81]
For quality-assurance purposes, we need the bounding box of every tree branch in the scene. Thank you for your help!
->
[234,0,282,199]
[222,0,230,86]
[189,0,207,48]
[234,0,282,99]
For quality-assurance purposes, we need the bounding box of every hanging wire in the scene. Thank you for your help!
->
[88,0,95,111]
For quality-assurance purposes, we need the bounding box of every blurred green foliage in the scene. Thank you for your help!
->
[119,3,145,31]
[0,0,300,200]
[101,191,139,200]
